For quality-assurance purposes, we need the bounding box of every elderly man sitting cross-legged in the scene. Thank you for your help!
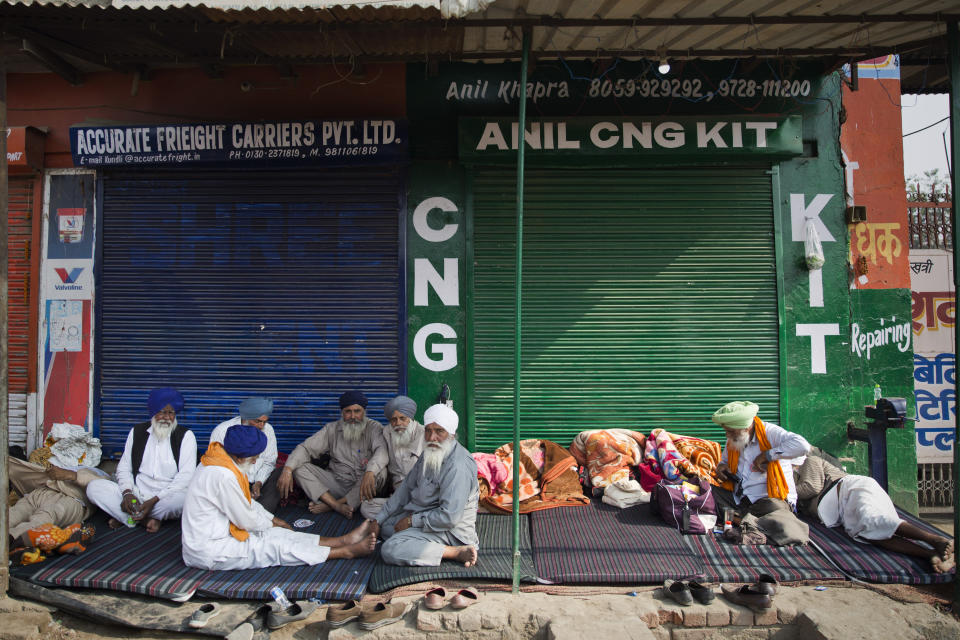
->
[373,404,479,567]
[181,424,376,570]
[86,387,197,533]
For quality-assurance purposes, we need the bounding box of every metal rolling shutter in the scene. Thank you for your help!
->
[472,167,780,451]
[8,176,35,447]
[99,168,402,456]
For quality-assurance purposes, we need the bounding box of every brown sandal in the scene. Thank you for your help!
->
[423,587,447,610]
[449,587,480,609]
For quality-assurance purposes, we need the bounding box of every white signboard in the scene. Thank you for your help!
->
[42,259,94,300]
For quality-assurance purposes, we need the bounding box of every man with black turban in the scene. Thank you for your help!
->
[359,395,424,520]
[210,396,282,512]
[182,425,376,570]
[86,387,197,533]
[277,390,388,519]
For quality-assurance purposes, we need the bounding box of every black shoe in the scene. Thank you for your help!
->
[662,579,694,606]
[688,581,716,605]
[754,573,778,596]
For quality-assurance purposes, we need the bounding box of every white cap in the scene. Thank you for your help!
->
[423,403,459,435]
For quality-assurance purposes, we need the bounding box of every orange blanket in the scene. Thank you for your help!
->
[569,429,647,488]
[482,439,589,513]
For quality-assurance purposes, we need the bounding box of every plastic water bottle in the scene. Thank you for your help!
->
[873,384,882,404]
[125,498,139,528]
[269,586,293,612]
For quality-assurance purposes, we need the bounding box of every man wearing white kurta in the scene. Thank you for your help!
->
[86,387,197,533]
[182,424,376,570]
[360,395,425,520]
[209,396,282,512]
[374,404,479,567]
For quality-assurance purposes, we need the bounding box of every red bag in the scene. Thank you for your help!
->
[652,477,717,534]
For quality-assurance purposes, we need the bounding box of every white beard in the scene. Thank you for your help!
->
[422,437,455,479]
[151,416,178,441]
[236,460,254,476]
[343,420,366,444]
[726,431,750,453]
[390,423,418,449]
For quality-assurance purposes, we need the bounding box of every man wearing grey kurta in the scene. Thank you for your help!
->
[277,390,388,519]
[375,404,479,567]
[360,395,425,520]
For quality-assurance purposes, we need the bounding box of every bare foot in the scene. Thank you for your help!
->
[339,520,374,545]
[339,532,377,559]
[144,518,161,533]
[933,538,954,561]
[931,554,955,573]
[308,501,331,514]
[107,518,124,530]
[447,545,478,567]
[334,502,354,519]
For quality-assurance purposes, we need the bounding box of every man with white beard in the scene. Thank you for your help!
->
[360,395,425,520]
[277,390,388,519]
[86,387,197,532]
[373,404,479,567]
[712,400,810,518]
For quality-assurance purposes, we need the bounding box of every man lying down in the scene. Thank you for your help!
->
[181,424,376,570]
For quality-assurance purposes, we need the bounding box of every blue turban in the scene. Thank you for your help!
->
[148,387,184,417]
[339,390,368,409]
[223,424,268,458]
[239,396,273,420]
[384,395,417,419]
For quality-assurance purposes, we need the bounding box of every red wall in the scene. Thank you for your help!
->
[8,64,407,167]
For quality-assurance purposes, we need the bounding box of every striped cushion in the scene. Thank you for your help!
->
[684,531,844,583]
[806,510,956,584]
[196,507,376,601]
[531,501,703,583]
[367,513,537,593]
[27,515,206,600]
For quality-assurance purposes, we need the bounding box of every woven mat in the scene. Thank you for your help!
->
[530,501,703,584]
[366,513,538,594]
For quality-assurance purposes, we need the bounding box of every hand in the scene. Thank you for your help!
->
[251,481,262,499]
[394,515,413,532]
[137,496,159,521]
[714,462,732,481]
[277,468,294,499]
[751,454,770,473]
[272,517,292,530]
[46,465,77,483]
[121,491,140,516]
[359,471,376,501]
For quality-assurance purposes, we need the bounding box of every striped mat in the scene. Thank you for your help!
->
[684,531,845,583]
[530,501,703,584]
[367,513,538,593]
[26,515,206,601]
[805,510,956,585]
[195,507,376,601]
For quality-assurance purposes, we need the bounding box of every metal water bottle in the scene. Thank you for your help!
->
[269,586,293,612]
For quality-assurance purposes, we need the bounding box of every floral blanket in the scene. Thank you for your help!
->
[568,429,647,489]
[477,439,589,513]
[643,428,721,483]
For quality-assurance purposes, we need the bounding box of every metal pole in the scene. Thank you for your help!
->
[0,47,10,596]
[947,20,960,613]
[511,28,530,595]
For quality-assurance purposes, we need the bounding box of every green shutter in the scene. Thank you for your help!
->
[470,167,780,451]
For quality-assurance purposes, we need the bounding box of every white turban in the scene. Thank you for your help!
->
[423,403,459,435]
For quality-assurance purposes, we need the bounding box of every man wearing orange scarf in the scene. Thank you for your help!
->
[181,424,376,570]
[712,401,811,517]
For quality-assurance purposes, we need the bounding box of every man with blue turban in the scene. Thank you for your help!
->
[86,387,197,533]
[359,395,424,520]
[209,396,282,512]
[277,390,388,519]
[182,424,376,570]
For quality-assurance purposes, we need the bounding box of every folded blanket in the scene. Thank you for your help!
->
[483,440,589,513]
[569,429,646,489]
[671,435,723,483]
[473,452,510,493]
[644,429,722,483]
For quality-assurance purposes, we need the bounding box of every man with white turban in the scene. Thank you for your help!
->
[276,390,388,519]
[373,404,479,567]
[182,424,376,570]
[360,395,425,520]
[86,387,197,533]
[210,396,282,512]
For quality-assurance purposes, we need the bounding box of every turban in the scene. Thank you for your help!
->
[223,424,268,458]
[711,401,759,430]
[239,396,273,420]
[384,395,417,420]
[423,404,459,435]
[148,387,184,417]
[339,390,368,409]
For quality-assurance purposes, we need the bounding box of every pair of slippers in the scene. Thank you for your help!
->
[326,599,411,630]
[423,586,480,610]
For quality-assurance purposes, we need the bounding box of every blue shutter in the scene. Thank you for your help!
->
[97,168,403,456]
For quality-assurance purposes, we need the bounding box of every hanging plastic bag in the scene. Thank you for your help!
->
[804,218,825,270]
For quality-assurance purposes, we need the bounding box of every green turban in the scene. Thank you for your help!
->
[711,401,759,429]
